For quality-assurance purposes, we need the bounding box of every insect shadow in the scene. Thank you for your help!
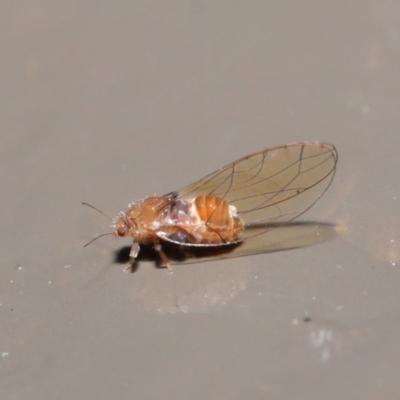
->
[114,241,242,271]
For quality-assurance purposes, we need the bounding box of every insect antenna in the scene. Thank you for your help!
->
[82,202,114,248]
[81,202,113,221]
[83,233,112,248]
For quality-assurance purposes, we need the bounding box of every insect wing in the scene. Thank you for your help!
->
[160,142,337,250]
[163,221,337,265]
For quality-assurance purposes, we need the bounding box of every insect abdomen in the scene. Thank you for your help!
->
[192,195,243,242]
[194,195,231,225]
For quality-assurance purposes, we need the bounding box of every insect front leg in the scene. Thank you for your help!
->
[124,242,140,272]
[154,242,173,272]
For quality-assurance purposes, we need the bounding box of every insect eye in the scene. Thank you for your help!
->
[117,226,128,237]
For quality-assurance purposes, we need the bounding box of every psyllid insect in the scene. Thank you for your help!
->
[83,142,337,272]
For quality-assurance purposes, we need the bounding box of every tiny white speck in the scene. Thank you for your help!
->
[392,262,396,266]
[1,352,9,358]
[48,281,51,284]
[64,265,71,268]
[258,292,262,296]
[312,296,316,300]
[10,280,13,284]
[254,276,258,279]
[17,266,23,270]
[292,318,300,326]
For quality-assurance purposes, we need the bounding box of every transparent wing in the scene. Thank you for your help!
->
[164,222,338,265]
[164,142,337,243]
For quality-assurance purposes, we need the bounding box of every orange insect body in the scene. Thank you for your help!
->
[192,195,243,242]
[113,194,244,267]
[85,142,337,272]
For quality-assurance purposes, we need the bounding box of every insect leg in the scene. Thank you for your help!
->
[154,242,173,272]
[124,242,140,272]
[129,242,140,258]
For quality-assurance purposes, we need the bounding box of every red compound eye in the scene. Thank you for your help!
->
[117,226,128,237]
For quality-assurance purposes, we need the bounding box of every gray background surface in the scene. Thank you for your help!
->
[1,2,400,399]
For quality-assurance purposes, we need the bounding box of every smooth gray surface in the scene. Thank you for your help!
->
[1,2,400,399]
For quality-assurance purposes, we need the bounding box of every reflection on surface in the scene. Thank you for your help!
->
[126,263,251,315]
[115,222,338,314]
